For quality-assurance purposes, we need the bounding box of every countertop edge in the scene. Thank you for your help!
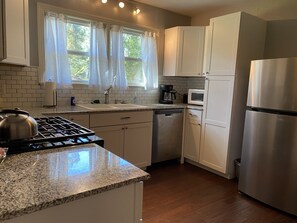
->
[0,174,150,221]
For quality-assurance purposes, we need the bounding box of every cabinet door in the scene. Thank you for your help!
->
[205,12,241,76]
[183,110,202,162]
[163,27,178,77]
[124,123,152,168]
[177,27,205,77]
[2,0,29,65]
[200,76,234,173]
[93,126,124,158]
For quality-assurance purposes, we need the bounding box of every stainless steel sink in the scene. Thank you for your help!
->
[110,104,148,108]
[77,104,115,110]
[77,103,148,110]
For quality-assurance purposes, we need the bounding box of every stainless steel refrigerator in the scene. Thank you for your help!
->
[238,57,297,216]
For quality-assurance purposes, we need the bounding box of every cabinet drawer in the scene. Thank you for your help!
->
[68,114,90,128]
[187,109,202,125]
[90,111,153,127]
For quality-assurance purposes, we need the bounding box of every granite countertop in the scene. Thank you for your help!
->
[22,103,202,117]
[0,144,149,221]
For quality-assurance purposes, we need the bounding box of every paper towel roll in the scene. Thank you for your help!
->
[43,82,57,107]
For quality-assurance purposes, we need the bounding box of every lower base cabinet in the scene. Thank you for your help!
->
[4,182,144,223]
[91,111,153,168]
[183,109,202,162]
[94,123,152,168]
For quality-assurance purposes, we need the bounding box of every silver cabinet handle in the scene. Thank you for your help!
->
[120,117,131,120]
[189,113,198,118]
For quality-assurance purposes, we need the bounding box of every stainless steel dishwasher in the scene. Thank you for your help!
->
[152,109,183,163]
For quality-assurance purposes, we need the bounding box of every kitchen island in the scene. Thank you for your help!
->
[0,144,149,222]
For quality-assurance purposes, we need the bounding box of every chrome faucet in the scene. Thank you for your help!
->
[104,86,112,104]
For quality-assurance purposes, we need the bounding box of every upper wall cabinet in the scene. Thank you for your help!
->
[163,26,205,77]
[1,0,30,66]
[203,13,240,76]
[203,12,267,76]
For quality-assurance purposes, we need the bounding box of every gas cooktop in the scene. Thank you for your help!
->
[1,116,104,155]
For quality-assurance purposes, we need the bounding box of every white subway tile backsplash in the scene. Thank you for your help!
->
[0,65,206,108]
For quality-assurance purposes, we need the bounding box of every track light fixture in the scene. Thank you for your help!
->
[119,1,125,8]
[133,7,141,15]
[100,0,140,15]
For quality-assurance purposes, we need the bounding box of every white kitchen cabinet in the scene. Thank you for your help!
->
[200,76,234,173]
[163,26,205,77]
[183,109,202,162]
[45,113,90,129]
[203,12,266,77]
[68,114,90,128]
[1,0,30,66]
[203,13,240,76]
[91,111,153,168]
[200,12,267,178]
[4,182,144,223]
[93,125,124,157]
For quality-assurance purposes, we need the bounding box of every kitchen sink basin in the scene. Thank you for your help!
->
[110,104,148,108]
[77,104,115,110]
[77,103,148,110]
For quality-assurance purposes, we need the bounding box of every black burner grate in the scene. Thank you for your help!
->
[0,116,103,155]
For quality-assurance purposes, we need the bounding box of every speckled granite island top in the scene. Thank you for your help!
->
[0,144,150,221]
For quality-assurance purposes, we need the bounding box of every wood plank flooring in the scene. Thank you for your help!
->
[143,162,297,223]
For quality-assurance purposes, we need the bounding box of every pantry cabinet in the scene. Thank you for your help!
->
[200,76,234,173]
[1,0,30,66]
[183,109,202,163]
[90,111,153,168]
[203,13,240,76]
[200,12,266,178]
[163,26,205,77]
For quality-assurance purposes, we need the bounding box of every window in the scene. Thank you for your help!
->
[123,30,144,86]
[39,6,158,88]
[66,18,91,83]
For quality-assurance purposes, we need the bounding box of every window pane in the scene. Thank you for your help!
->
[125,60,144,85]
[123,33,142,59]
[67,22,90,52]
[68,54,90,81]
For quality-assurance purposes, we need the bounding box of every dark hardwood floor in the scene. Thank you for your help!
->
[143,162,297,223]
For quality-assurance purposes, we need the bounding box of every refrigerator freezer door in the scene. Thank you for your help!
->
[239,110,297,216]
[247,57,297,112]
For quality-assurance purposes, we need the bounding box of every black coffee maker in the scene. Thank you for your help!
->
[159,84,176,104]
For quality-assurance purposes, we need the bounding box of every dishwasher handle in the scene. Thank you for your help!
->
[154,109,183,115]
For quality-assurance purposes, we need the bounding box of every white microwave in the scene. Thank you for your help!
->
[188,89,204,105]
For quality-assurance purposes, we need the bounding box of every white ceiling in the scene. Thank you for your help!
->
[133,0,247,16]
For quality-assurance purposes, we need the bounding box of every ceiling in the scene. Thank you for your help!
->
[133,0,247,17]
